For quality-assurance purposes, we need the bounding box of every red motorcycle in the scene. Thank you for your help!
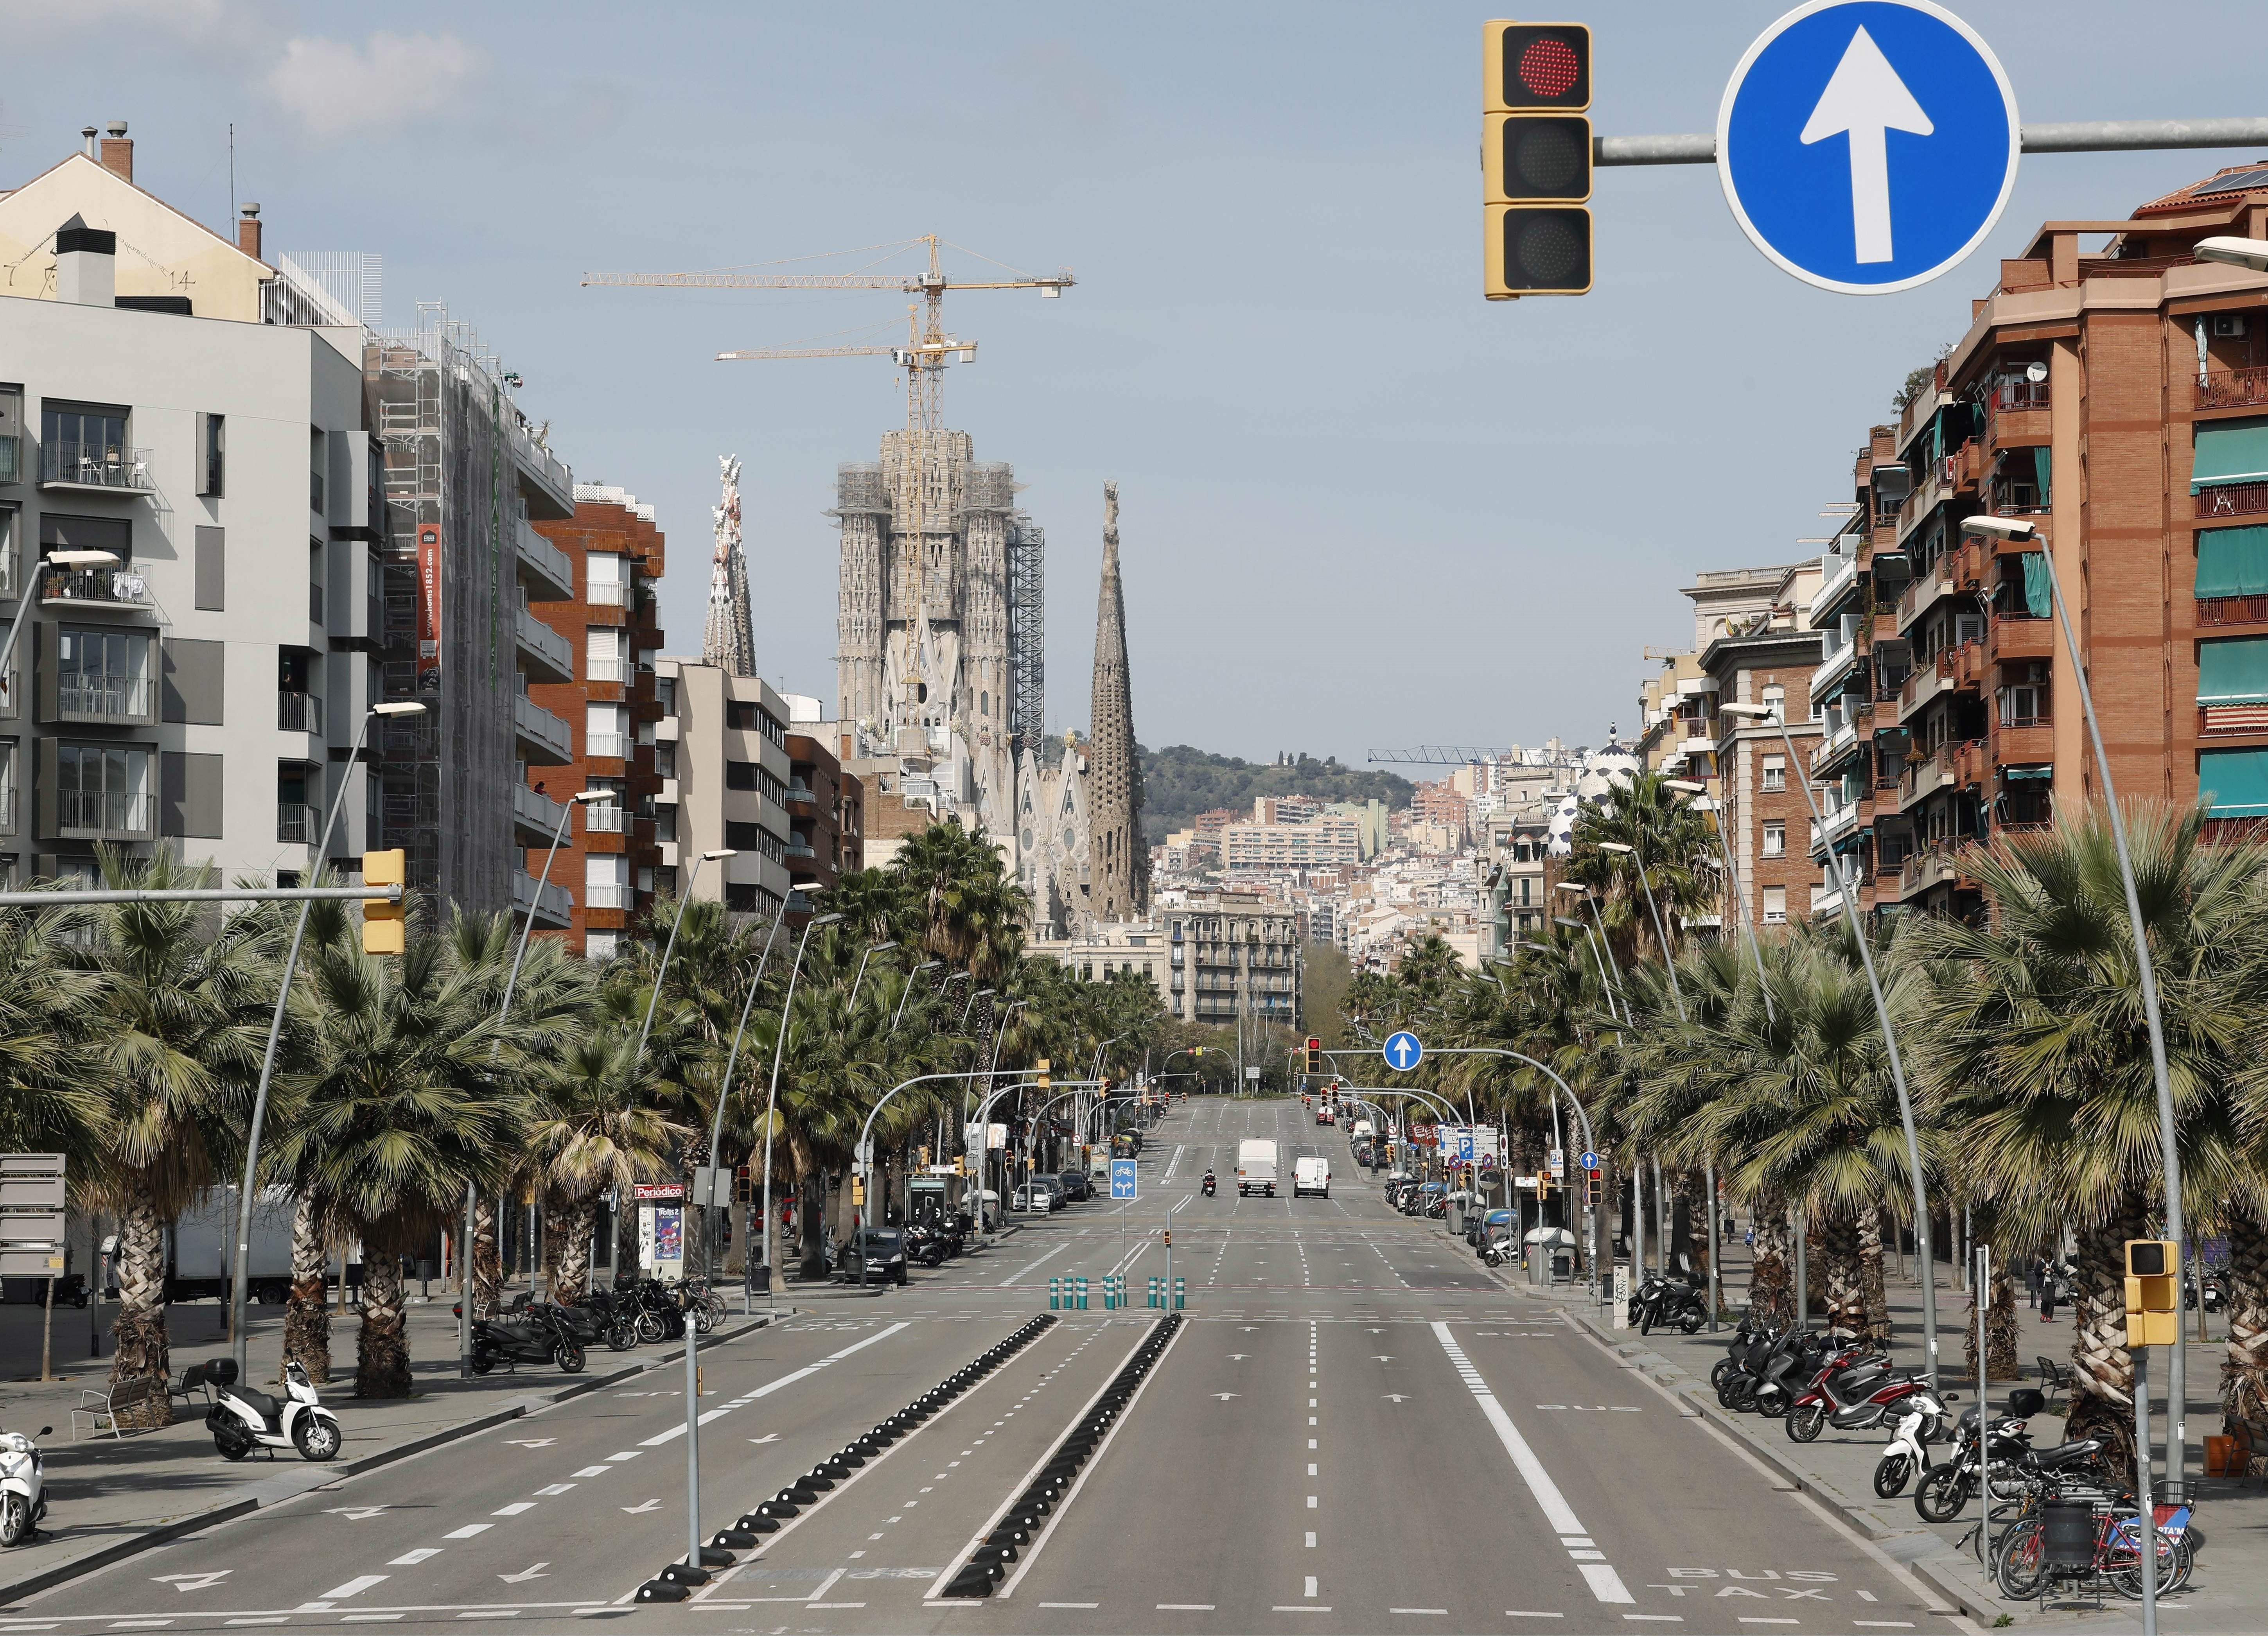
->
[1787,1344,1928,1443]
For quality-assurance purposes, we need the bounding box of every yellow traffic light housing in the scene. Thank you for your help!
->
[1482,20,1593,300]
[1305,1036,1323,1074]
[2124,1239,2180,1348]
[361,850,407,954]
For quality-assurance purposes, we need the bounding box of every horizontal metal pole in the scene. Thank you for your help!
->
[1596,118,2268,167]
[0,886,401,906]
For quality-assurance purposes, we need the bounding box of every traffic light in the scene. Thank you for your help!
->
[734,1164,752,1203]
[1305,1036,1322,1074]
[1536,1170,1550,1202]
[1036,1057,1050,1093]
[1584,1169,1602,1209]
[2124,1239,2180,1348]
[1482,20,1593,299]
[361,849,407,954]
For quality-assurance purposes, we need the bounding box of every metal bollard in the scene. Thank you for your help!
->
[1076,1274,1088,1311]
[1174,1275,1186,1310]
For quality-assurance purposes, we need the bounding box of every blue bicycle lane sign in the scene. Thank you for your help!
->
[1717,0,2019,294]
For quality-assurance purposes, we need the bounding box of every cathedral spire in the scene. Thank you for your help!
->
[1087,481,1146,920]
[704,454,756,676]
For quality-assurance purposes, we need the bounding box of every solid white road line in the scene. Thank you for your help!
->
[1000,1243,1069,1286]
[640,1322,909,1445]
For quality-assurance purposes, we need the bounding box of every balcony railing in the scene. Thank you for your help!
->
[514,606,574,679]
[513,781,569,840]
[512,870,574,924]
[39,441,153,492]
[41,567,153,609]
[58,790,153,837]
[277,691,324,734]
[2200,703,2268,736]
[512,694,573,763]
[1990,380,2051,413]
[514,518,575,601]
[1991,481,2045,516]
[584,802,628,834]
[56,678,151,721]
[277,803,322,845]
[1987,612,2052,663]
[2195,366,2268,411]
[585,731,629,760]
[2198,594,2268,626]
[514,427,574,514]
[2197,481,2268,520]
[0,434,17,485]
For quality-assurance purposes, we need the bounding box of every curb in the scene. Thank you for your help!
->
[0,1310,786,1610]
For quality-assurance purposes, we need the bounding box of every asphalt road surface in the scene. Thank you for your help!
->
[11,1098,1965,1635]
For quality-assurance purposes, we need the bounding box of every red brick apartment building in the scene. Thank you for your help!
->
[1785,163,2268,924]
[525,486,666,959]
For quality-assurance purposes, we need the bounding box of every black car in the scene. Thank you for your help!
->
[1056,1169,1090,1202]
[834,1228,909,1286]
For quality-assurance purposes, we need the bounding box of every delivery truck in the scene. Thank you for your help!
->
[1293,1155,1331,1199]
[1236,1138,1279,1197]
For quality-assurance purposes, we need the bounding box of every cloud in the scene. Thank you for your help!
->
[264,29,490,142]
[0,0,282,54]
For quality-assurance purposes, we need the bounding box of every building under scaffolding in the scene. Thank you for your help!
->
[1005,514,1045,764]
[366,303,579,919]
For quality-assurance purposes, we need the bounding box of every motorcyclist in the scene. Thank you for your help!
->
[1201,1169,1218,1197]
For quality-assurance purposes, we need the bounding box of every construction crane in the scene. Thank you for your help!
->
[584,234,1070,725]
[1367,746,1515,766]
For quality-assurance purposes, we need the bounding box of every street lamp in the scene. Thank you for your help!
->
[1551,904,1625,1023]
[1665,778,1773,1019]
[848,940,897,1010]
[700,909,789,1292]
[754,912,843,1298]
[892,960,941,1031]
[2197,236,2268,273]
[461,788,608,1378]
[1964,511,2186,1488]
[230,699,426,1382]
[1722,698,1939,1386]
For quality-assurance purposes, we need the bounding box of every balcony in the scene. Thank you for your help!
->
[512,695,573,765]
[585,731,630,762]
[2194,366,2268,412]
[515,517,575,601]
[1995,719,2055,764]
[1810,639,1860,703]
[2200,702,2268,737]
[511,869,573,927]
[513,781,569,846]
[1901,843,1966,898]
[54,676,152,726]
[583,801,628,834]
[38,441,154,494]
[514,606,574,683]
[58,790,153,840]
[277,803,322,845]
[1987,613,2052,664]
[785,842,817,861]
[2196,481,2268,522]
[1902,741,1959,805]
[1808,549,1862,626]
[1896,561,1961,631]
[1809,717,1862,777]
[514,427,575,519]
[277,691,324,735]
[41,566,154,614]
[785,781,816,807]
[1984,380,2051,451]
[2198,594,2268,626]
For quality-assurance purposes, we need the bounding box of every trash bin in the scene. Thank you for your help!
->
[2041,1498,2095,1567]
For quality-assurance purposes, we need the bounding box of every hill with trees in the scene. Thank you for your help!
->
[1137,745,1412,841]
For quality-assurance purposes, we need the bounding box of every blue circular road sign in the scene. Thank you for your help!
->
[1717,0,2018,294]
[1580,1151,1601,1172]
[1382,1031,1424,1072]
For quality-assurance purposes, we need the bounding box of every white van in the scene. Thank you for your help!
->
[1237,1138,1279,1197]
[1293,1155,1331,1199]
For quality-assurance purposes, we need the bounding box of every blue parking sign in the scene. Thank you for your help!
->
[1111,1159,1137,1201]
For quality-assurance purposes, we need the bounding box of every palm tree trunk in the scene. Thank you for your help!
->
[355,1249,411,1398]
[283,1191,332,1384]
[472,1195,501,1318]
[553,1198,596,1307]
[1964,1245,2022,1382]
[2221,1207,2268,1426]
[2065,1194,2149,1477]
[1750,1201,1794,1326]
[1819,1208,1863,1333]
[1858,1207,1892,1343]
[106,1176,171,1416]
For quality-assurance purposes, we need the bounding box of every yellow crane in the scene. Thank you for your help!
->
[584,235,1070,709]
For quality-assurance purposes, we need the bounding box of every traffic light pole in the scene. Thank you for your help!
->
[1593,118,2268,168]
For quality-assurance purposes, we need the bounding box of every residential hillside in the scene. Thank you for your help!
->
[1138,745,1412,842]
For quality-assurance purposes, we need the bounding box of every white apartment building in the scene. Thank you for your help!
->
[1155,888,1301,1028]
[1027,919,1169,988]
[651,656,793,926]
[1220,813,1364,870]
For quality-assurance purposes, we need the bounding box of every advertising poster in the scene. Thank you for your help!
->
[654,1206,683,1263]
[415,524,442,688]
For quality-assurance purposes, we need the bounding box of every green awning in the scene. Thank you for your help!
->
[2191,416,2268,493]
[2196,526,2268,597]
[2019,552,2053,618]
[2200,748,2268,817]
[2004,765,2053,781]
[2197,635,2268,703]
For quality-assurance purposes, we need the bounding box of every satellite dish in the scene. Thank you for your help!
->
[2025,362,2048,384]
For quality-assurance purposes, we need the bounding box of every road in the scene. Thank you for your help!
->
[9,1098,1963,1634]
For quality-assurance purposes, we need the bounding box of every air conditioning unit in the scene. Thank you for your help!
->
[2212,314,2249,339]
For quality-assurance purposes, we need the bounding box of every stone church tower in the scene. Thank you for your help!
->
[1086,483,1147,920]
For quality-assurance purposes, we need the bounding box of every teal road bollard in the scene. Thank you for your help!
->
[1076,1275,1088,1311]
[1048,1275,1060,1310]
[1174,1275,1186,1310]
[1104,1275,1116,1311]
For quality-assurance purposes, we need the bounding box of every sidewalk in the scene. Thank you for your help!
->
[1474,1226,2266,1629]
[0,1291,783,1608]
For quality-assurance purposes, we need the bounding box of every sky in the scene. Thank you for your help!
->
[3,0,2258,764]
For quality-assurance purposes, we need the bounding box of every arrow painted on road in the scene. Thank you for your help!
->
[324,1505,390,1520]
[748,1433,780,1444]
[1226,1354,1250,1361]
[497,1563,551,1584]
[1382,1394,1411,1403]
[153,1571,232,1592]
[1370,1355,1394,1362]
[1211,1393,1240,1401]
[621,1498,664,1514]
[1800,25,1932,264]
[505,1437,557,1448]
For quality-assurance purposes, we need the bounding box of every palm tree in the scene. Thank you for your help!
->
[272,926,525,1397]
[527,1029,688,1301]
[1903,803,2266,1462]
[0,902,108,1162]
[82,849,281,1397]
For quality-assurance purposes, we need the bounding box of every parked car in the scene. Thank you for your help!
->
[1056,1170,1090,1202]
[834,1227,909,1286]
[1014,1178,1064,1213]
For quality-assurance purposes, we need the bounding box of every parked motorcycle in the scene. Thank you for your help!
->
[185,1357,343,1462]
[573,1287,641,1351]
[1632,1273,1708,1335]
[1870,1386,1952,1497]
[469,1302,587,1375]
[1787,1347,1927,1442]
[1912,1392,2060,1522]
[0,1425,51,1546]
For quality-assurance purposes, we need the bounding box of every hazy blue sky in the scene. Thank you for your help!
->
[5,1,2257,762]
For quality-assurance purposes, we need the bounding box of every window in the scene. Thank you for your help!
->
[0,741,14,831]
[1762,755,1785,792]
[0,385,19,484]
[39,512,131,563]
[57,627,152,721]
[1762,885,1787,925]
[1761,683,1786,720]
[585,930,620,962]
[55,743,152,835]
[41,403,129,486]
[0,506,16,601]
[1999,685,2045,726]
[1762,820,1786,858]
[586,852,630,910]
[586,553,628,607]
[726,820,765,851]
[654,675,676,716]
[586,626,628,682]
[654,743,676,779]
[196,411,224,497]
[585,702,628,759]
[725,760,757,791]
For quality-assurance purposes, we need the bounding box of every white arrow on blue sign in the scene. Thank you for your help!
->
[1111,1159,1138,1201]
[1382,1031,1424,1071]
[1717,0,2018,294]
[1580,1151,1601,1172]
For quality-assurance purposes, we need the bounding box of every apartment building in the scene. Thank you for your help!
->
[652,656,792,921]
[1027,919,1168,988]
[784,720,863,916]
[523,485,667,959]
[1481,804,1556,951]
[1155,888,1301,1028]
[1219,812,1365,870]
[1821,164,2268,919]
[0,138,391,886]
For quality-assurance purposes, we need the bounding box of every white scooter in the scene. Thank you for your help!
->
[183,1357,342,1462]
[1871,1387,1950,1498]
[0,1425,51,1546]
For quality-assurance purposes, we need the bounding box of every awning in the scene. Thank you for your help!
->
[2197,526,2268,597]
[2198,635,2268,703]
[2003,765,2053,781]
[2201,748,2268,817]
[2190,416,2268,493]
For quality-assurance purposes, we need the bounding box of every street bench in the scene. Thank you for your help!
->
[70,1373,171,1440]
